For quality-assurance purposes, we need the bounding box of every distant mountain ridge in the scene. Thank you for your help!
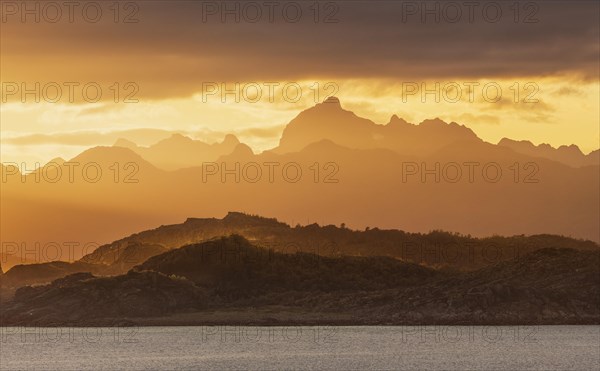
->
[102,97,598,169]
[275,96,483,156]
[113,133,241,170]
[4,98,598,173]
[498,138,599,168]
[2,98,599,253]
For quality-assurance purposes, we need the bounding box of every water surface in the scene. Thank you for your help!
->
[1,326,598,370]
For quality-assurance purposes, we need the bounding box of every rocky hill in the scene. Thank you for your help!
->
[82,212,599,272]
[2,212,597,294]
[1,271,206,325]
[2,236,597,326]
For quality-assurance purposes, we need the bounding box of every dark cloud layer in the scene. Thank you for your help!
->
[1,1,598,99]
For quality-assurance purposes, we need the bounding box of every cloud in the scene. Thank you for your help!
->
[1,1,598,101]
[236,125,286,139]
[552,86,584,97]
[1,129,178,147]
[1,125,285,149]
[456,113,501,125]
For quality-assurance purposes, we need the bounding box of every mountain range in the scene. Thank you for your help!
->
[1,235,598,326]
[114,133,242,170]
[116,96,600,168]
[1,97,598,262]
[1,211,598,295]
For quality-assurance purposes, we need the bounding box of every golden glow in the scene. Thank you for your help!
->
[2,77,598,166]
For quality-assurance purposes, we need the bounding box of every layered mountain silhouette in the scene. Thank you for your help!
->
[1,235,598,326]
[1,212,597,294]
[275,96,482,156]
[114,134,241,170]
[2,98,599,260]
[498,138,599,168]
[0,261,105,289]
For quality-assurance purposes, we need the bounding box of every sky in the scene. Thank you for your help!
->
[1,0,599,166]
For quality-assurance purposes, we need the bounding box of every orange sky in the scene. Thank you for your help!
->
[1,1,599,165]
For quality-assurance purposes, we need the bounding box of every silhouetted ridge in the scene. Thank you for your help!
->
[4,270,206,323]
[3,242,598,326]
[222,134,240,146]
[387,114,410,127]
[131,235,439,301]
[323,96,341,107]
[1,261,105,288]
[276,97,481,154]
[110,133,244,170]
[4,212,597,298]
[67,212,599,279]
[498,138,598,167]
[113,138,138,149]
[222,212,287,227]
[134,235,437,297]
